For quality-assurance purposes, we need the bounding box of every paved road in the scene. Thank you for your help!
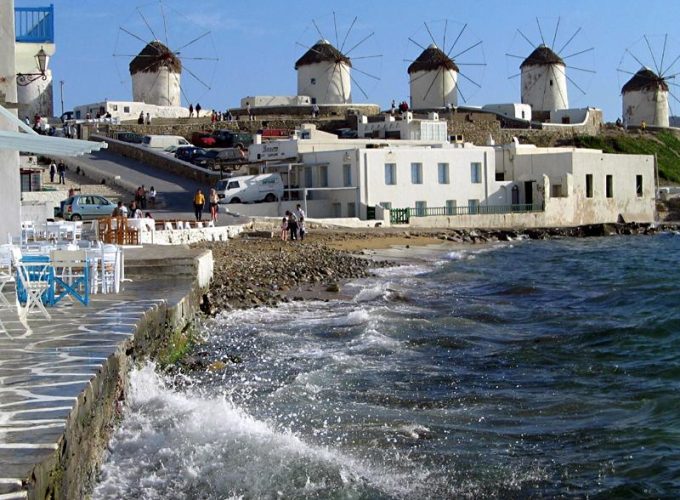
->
[75,149,246,224]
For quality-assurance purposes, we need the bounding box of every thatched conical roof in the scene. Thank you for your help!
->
[520,44,564,69]
[408,44,459,74]
[622,67,669,93]
[129,40,181,75]
[295,39,351,69]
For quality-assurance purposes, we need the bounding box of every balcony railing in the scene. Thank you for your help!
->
[389,204,543,224]
[15,5,54,43]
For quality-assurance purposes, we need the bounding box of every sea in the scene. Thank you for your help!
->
[94,233,680,499]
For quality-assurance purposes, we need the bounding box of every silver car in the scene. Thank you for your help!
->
[61,194,115,220]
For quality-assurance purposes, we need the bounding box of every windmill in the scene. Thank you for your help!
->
[405,20,486,110]
[617,34,680,128]
[295,12,382,105]
[506,17,595,118]
[113,1,218,107]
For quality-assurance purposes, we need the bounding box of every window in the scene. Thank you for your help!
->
[415,201,427,216]
[310,78,316,85]
[347,202,356,217]
[586,174,593,198]
[446,200,456,215]
[411,162,423,184]
[471,162,482,183]
[343,164,352,187]
[319,165,328,187]
[123,106,130,113]
[606,175,613,198]
[112,105,118,111]
[380,201,392,210]
[551,185,563,197]
[227,181,240,190]
[636,175,643,197]
[549,80,554,87]
[332,202,342,217]
[384,163,397,185]
[468,199,479,214]
[304,167,313,188]
[438,163,449,184]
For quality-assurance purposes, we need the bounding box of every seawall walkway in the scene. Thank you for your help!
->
[0,245,213,499]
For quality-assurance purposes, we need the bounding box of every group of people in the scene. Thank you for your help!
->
[280,204,306,241]
[137,111,151,125]
[192,188,220,222]
[111,200,153,220]
[49,160,67,184]
[134,185,156,210]
[210,110,234,123]
[188,103,203,118]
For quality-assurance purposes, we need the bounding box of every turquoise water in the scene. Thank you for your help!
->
[95,234,680,498]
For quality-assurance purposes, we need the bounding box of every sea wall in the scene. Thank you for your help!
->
[15,248,213,500]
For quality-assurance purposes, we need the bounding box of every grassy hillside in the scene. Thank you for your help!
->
[567,131,680,184]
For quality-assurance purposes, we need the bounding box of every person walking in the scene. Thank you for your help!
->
[148,186,157,208]
[287,210,298,241]
[49,160,56,183]
[140,185,147,209]
[195,103,202,118]
[57,161,66,184]
[145,113,151,125]
[193,189,205,221]
[209,188,219,222]
[189,104,194,118]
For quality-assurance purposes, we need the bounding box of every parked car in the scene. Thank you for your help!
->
[141,135,190,149]
[212,130,253,149]
[174,146,207,162]
[215,173,283,204]
[191,148,246,169]
[335,128,358,139]
[115,131,145,143]
[191,131,217,147]
[61,194,115,221]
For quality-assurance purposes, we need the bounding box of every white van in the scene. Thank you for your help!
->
[216,173,284,204]
[141,135,190,149]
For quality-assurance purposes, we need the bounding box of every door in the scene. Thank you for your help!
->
[524,181,533,206]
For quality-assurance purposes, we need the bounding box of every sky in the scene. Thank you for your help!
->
[17,0,680,121]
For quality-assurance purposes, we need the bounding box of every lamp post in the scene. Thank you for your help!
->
[60,80,64,116]
[16,47,49,87]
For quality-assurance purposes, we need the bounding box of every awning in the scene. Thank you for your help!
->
[0,104,108,156]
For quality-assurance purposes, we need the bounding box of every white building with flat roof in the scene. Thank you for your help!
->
[357,112,448,141]
[73,101,188,121]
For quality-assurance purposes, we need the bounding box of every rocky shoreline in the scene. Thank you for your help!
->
[195,221,679,314]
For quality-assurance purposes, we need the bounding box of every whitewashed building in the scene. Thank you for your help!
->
[521,45,569,113]
[295,40,351,105]
[357,112,448,141]
[73,100,188,121]
[247,125,655,227]
[130,41,181,107]
[14,5,54,119]
[408,44,459,110]
[482,103,532,122]
[622,68,669,128]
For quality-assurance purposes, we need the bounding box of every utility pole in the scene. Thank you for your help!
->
[59,80,64,116]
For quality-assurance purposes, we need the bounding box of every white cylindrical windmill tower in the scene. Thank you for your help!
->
[129,40,181,107]
[520,44,569,113]
[295,39,352,104]
[621,68,669,128]
[408,44,459,110]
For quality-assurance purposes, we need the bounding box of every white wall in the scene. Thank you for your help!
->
[410,68,458,109]
[240,96,311,107]
[358,114,448,141]
[482,103,532,121]
[1,0,22,239]
[548,108,589,124]
[15,41,55,118]
[132,68,181,107]
[521,64,568,112]
[623,89,669,128]
[297,61,351,104]
[73,101,188,121]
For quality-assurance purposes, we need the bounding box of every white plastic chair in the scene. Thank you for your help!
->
[196,221,204,228]
[99,244,121,294]
[21,221,35,243]
[163,221,173,231]
[206,220,215,228]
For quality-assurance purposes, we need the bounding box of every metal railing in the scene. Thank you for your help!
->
[390,204,543,224]
[15,5,54,43]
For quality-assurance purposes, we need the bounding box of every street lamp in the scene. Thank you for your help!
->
[16,47,49,87]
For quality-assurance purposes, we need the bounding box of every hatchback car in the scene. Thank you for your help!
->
[175,146,207,162]
[61,194,115,221]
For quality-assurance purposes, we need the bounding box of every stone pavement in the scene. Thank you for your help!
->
[0,245,210,499]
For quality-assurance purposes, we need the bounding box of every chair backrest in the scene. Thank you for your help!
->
[0,244,13,269]
[51,250,88,269]
[164,221,173,231]
[206,220,215,228]
[184,221,193,230]
[196,221,204,228]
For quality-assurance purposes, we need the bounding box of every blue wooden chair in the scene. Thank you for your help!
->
[50,250,90,306]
